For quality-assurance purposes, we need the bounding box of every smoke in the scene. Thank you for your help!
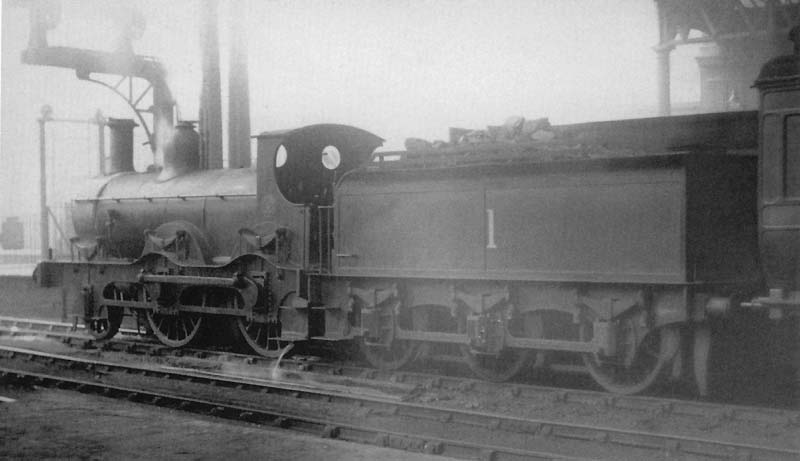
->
[153,117,174,168]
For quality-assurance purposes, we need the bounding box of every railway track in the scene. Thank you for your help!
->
[0,344,586,461]
[1,316,796,422]
[1,319,799,459]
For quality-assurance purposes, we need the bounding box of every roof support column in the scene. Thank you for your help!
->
[200,0,223,170]
[656,46,673,116]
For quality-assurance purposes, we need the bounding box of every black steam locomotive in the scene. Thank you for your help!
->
[34,45,800,396]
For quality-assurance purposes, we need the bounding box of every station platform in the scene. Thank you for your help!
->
[0,264,36,277]
[0,272,65,321]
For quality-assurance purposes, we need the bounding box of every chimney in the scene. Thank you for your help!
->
[105,118,137,174]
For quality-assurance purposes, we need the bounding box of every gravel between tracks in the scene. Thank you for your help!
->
[0,385,453,461]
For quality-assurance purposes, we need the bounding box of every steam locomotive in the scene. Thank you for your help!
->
[34,45,800,396]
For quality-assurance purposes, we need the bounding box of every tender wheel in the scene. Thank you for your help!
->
[581,322,680,395]
[458,313,532,382]
[361,337,419,370]
[461,346,531,382]
[520,311,551,371]
[360,302,420,370]
[146,311,203,347]
[87,305,123,340]
[237,318,293,358]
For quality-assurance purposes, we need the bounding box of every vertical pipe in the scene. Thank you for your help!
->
[38,107,50,260]
[794,317,800,399]
[327,207,332,271]
[95,110,105,175]
[200,0,223,170]
[654,1,673,117]
[228,0,252,168]
[657,47,672,116]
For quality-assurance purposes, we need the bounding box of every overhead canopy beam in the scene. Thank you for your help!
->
[655,0,800,51]
[654,0,800,115]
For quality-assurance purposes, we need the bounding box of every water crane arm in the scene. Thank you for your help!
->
[21,1,175,153]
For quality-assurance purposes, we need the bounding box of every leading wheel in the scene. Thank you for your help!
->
[87,305,123,340]
[89,284,130,340]
[146,310,203,348]
[581,322,679,395]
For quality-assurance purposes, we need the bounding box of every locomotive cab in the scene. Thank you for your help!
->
[256,124,383,208]
[255,124,383,274]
